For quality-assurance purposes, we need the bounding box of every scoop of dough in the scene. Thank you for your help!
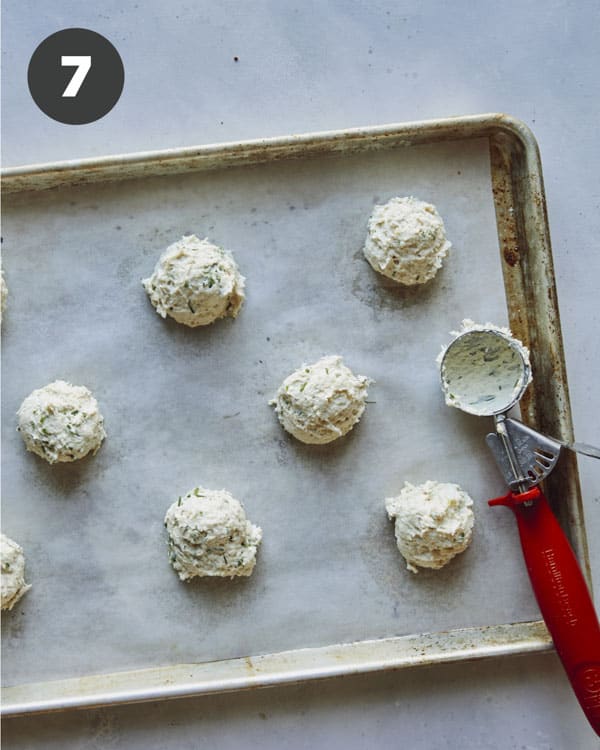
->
[270,355,372,445]
[17,380,106,464]
[164,487,262,580]
[142,235,245,327]
[437,318,532,416]
[1,533,31,611]
[364,196,450,285]
[385,481,474,573]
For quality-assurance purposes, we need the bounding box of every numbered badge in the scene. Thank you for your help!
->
[28,28,124,124]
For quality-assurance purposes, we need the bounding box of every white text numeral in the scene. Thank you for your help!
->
[61,56,92,97]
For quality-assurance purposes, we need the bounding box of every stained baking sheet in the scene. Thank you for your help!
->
[1,116,581,712]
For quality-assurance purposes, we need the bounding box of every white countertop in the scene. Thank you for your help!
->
[2,1,599,747]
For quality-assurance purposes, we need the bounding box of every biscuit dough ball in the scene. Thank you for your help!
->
[364,196,451,285]
[142,235,245,327]
[165,487,262,580]
[270,355,372,445]
[17,380,106,464]
[385,481,474,573]
[1,533,31,611]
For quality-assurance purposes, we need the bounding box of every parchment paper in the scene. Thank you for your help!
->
[1,137,540,686]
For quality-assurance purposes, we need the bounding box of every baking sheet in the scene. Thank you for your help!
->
[1,135,542,689]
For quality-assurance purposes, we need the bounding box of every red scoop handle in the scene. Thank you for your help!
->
[489,486,600,735]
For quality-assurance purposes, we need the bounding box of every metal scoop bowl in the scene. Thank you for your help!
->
[440,325,600,736]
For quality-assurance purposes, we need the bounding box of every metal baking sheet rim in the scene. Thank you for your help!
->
[0,113,588,715]
[1,112,546,193]
[2,621,552,716]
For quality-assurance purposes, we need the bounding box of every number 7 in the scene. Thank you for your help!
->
[61,56,92,97]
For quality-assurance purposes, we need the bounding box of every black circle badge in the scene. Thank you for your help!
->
[28,28,124,125]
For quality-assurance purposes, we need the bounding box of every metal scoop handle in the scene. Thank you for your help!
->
[489,486,600,735]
